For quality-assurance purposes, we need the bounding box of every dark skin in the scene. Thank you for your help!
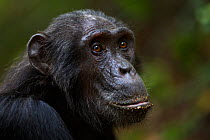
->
[0,10,153,140]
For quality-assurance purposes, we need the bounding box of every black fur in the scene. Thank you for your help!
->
[0,9,152,140]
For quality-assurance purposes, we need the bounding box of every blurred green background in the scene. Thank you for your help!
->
[0,0,210,140]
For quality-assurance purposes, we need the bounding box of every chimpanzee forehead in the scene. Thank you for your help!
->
[83,14,117,35]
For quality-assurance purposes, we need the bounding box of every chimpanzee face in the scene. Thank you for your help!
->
[28,11,153,127]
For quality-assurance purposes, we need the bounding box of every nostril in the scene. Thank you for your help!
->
[119,67,131,75]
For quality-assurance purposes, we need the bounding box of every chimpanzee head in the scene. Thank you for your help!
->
[27,10,153,128]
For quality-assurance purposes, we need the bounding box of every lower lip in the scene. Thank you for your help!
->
[112,101,153,109]
[125,101,151,108]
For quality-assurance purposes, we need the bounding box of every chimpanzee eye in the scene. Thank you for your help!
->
[92,45,102,52]
[119,41,127,48]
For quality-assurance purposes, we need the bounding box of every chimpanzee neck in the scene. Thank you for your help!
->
[43,85,116,140]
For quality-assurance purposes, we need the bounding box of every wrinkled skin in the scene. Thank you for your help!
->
[0,10,152,140]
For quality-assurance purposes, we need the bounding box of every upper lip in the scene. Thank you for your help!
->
[109,96,153,109]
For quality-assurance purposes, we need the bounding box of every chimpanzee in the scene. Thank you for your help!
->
[0,9,153,140]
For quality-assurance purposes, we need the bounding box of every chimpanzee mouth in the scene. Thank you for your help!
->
[110,97,153,110]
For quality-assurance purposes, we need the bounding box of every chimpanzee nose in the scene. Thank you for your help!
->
[118,60,136,77]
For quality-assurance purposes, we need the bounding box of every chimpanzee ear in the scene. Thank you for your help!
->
[27,33,49,75]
